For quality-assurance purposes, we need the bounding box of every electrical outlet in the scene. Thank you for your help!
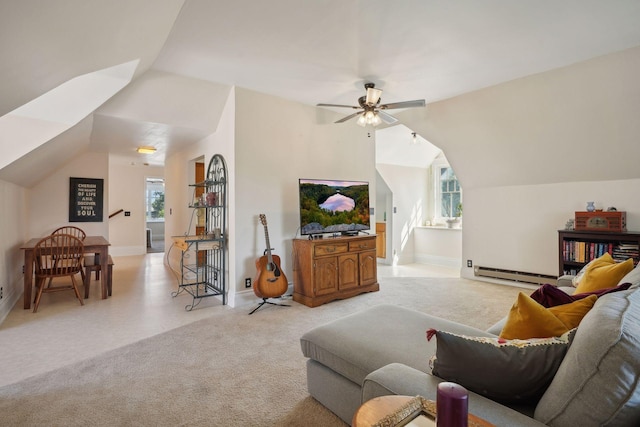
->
[245,278,252,288]
[467,260,473,268]
[124,211,131,216]
[0,287,3,299]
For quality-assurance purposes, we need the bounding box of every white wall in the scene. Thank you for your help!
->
[461,179,640,278]
[28,151,109,239]
[375,164,429,265]
[232,87,375,307]
[399,46,640,280]
[0,179,28,322]
[414,227,462,269]
[108,158,163,255]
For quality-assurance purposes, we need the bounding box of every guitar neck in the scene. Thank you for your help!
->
[264,226,274,263]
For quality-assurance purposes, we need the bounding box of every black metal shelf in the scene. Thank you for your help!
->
[172,154,228,311]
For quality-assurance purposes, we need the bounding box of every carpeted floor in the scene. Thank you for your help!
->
[0,277,527,426]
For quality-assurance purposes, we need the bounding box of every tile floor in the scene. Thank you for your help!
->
[0,253,457,387]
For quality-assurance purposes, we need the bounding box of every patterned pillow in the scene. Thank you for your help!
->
[427,329,574,403]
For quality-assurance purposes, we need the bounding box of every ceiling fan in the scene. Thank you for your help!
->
[317,83,425,127]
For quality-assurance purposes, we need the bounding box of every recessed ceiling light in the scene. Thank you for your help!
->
[136,146,156,154]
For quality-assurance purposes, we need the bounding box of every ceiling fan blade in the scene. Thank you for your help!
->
[377,110,398,125]
[335,111,363,123]
[365,87,382,106]
[317,103,360,109]
[379,99,426,110]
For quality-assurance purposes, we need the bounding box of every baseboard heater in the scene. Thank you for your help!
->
[474,266,557,286]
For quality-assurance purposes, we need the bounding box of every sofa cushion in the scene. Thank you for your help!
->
[618,262,640,289]
[300,304,494,387]
[499,292,596,339]
[530,282,632,308]
[574,254,634,293]
[534,289,640,426]
[428,329,574,403]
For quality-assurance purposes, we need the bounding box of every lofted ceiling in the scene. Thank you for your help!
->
[2,0,640,186]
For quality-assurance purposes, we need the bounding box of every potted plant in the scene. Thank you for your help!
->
[446,203,462,228]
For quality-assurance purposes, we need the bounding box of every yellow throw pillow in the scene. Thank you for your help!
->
[500,293,568,340]
[574,257,634,294]
[500,293,598,340]
[548,294,597,329]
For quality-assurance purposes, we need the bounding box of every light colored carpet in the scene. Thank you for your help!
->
[0,277,527,426]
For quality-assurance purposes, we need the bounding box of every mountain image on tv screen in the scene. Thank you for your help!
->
[299,179,370,235]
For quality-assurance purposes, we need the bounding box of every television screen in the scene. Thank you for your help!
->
[299,179,370,236]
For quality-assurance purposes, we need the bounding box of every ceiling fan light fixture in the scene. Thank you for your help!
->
[136,146,156,154]
[318,82,425,127]
[357,110,382,127]
[365,87,382,106]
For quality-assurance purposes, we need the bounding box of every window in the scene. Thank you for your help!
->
[146,178,165,221]
[432,158,462,221]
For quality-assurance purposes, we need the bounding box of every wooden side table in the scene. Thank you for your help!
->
[353,395,494,427]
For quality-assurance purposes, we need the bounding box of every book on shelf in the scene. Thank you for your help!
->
[563,240,637,265]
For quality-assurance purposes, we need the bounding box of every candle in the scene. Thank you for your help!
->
[436,382,469,427]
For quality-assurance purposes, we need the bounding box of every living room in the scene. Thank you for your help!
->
[1,2,640,424]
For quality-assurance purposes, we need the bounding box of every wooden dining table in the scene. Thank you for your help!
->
[20,235,111,309]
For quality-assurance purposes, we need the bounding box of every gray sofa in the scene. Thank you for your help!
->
[300,265,640,426]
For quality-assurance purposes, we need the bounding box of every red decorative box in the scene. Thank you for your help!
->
[574,211,626,232]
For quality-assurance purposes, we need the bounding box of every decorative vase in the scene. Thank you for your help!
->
[586,202,595,212]
[206,192,217,206]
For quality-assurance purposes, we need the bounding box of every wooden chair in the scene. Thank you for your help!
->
[33,234,85,313]
[51,226,87,241]
[83,254,114,298]
[49,226,87,286]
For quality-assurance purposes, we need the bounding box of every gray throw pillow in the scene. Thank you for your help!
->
[428,329,574,403]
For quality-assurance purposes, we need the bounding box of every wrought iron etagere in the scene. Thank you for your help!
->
[172,154,227,310]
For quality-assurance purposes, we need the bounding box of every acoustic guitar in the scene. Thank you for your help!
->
[253,214,288,299]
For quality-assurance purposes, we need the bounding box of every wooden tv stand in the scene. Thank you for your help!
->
[292,235,379,307]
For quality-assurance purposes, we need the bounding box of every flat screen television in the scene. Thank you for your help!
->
[299,178,370,236]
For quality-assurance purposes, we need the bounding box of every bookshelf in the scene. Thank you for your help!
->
[558,230,640,276]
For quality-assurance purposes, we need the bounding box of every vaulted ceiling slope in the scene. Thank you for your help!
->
[2,0,640,187]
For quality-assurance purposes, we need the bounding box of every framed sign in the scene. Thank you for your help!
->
[69,177,104,222]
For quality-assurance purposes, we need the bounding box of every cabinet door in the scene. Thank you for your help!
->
[359,250,377,287]
[314,257,339,296]
[338,253,359,290]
